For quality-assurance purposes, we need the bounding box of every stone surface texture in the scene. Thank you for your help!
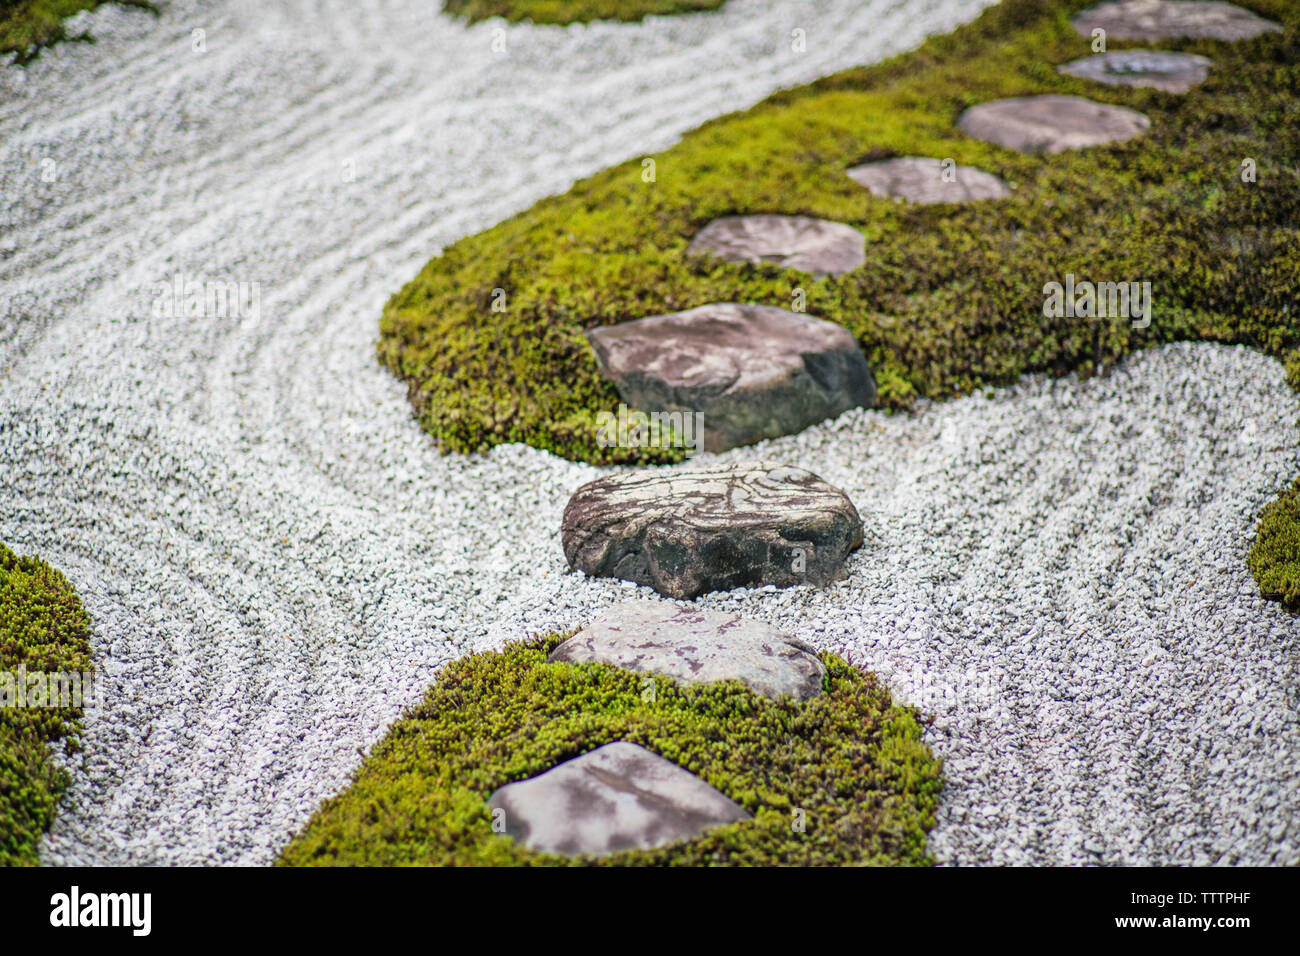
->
[550,599,827,700]
[686,214,867,277]
[562,461,865,599]
[847,156,1011,203]
[1057,50,1213,93]
[1072,0,1281,42]
[586,303,876,452]
[486,742,751,857]
[957,95,1150,154]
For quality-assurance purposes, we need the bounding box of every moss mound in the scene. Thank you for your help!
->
[0,0,153,64]
[278,634,942,866]
[443,0,726,25]
[0,544,93,867]
[379,0,1299,465]
[1249,477,1300,610]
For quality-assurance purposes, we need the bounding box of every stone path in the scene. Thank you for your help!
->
[3,0,1006,867]
[687,214,866,277]
[498,0,1294,862]
[585,303,876,453]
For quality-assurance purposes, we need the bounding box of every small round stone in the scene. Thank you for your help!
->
[957,95,1150,155]
[1072,0,1282,43]
[686,214,866,277]
[1058,50,1213,93]
[847,156,1011,204]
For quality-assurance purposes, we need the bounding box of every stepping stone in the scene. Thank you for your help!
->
[562,461,864,600]
[585,303,875,453]
[1072,0,1281,42]
[847,156,1011,204]
[686,214,866,277]
[957,95,1150,155]
[1058,50,1213,93]
[487,741,750,857]
[550,600,826,701]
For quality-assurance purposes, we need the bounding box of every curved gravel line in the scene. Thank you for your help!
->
[1,0,1296,866]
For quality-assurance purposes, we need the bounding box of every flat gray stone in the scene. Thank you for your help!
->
[847,156,1011,204]
[1072,0,1281,42]
[686,214,866,277]
[957,95,1150,155]
[1058,50,1213,93]
[561,460,864,599]
[550,600,826,701]
[585,303,875,453]
[487,742,750,857]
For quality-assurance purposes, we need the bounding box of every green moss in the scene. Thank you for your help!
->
[443,0,726,25]
[380,0,1299,466]
[0,0,154,63]
[278,635,942,866]
[0,544,93,867]
[1249,477,1300,610]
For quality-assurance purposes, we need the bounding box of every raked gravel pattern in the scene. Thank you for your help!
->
[1,0,1297,866]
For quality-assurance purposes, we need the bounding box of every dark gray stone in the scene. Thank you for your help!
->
[550,600,826,700]
[686,214,866,277]
[561,460,864,599]
[1072,0,1281,42]
[847,156,1011,204]
[1058,50,1213,93]
[585,303,875,453]
[487,741,750,857]
[957,95,1150,155]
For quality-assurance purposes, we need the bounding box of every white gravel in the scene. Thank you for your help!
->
[2,0,1296,866]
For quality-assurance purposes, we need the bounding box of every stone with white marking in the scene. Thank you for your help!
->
[562,460,864,599]
[550,600,826,700]
[686,214,866,277]
[847,156,1011,204]
[486,742,750,856]
[585,303,875,452]
[1058,50,1213,93]
[957,95,1150,155]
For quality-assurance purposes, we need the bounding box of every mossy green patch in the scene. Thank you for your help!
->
[0,0,154,63]
[443,0,726,25]
[380,0,1300,606]
[0,544,93,867]
[278,635,942,866]
[1249,477,1300,611]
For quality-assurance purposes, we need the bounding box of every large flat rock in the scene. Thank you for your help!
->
[585,303,875,453]
[686,214,866,277]
[562,461,864,599]
[847,156,1011,204]
[1072,0,1281,42]
[957,95,1150,155]
[487,742,750,857]
[550,600,826,700]
[1058,50,1213,93]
